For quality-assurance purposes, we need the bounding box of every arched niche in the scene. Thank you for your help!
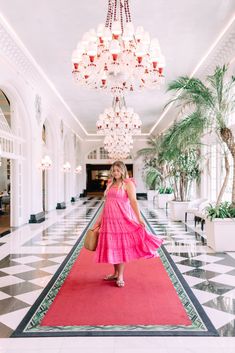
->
[0,84,32,226]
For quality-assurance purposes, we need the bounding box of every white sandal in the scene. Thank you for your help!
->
[116,279,125,287]
[103,274,118,281]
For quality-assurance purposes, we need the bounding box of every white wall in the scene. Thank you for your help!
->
[0,55,81,225]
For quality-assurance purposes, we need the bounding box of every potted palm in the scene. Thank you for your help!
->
[142,157,161,200]
[137,135,173,204]
[167,65,235,245]
[157,186,174,208]
[160,125,201,220]
[206,202,235,251]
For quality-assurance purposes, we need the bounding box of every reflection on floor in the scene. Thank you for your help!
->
[0,197,234,349]
[141,205,235,337]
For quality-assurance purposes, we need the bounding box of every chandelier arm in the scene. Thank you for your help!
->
[105,0,112,28]
[124,0,131,23]
[120,0,124,32]
[114,0,117,21]
[109,0,114,29]
[124,0,128,23]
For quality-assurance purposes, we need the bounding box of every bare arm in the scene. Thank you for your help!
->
[93,208,104,229]
[125,181,145,227]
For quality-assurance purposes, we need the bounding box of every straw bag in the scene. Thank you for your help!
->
[84,226,100,251]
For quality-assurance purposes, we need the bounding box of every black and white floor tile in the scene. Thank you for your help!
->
[0,197,101,337]
[0,197,235,351]
[141,204,235,336]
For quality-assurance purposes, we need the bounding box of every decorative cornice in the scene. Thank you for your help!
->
[0,23,38,85]
[151,14,235,134]
[196,18,235,78]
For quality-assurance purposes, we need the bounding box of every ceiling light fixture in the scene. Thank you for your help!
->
[96,96,142,136]
[72,0,165,96]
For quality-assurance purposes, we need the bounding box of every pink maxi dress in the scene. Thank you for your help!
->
[95,178,163,264]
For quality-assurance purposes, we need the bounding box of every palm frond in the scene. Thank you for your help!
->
[167,76,214,109]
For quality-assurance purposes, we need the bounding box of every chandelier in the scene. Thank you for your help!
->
[72,0,165,95]
[105,135,133,159]
[108,151,131,159]
[96,96,140,159]
[96,96,142,135]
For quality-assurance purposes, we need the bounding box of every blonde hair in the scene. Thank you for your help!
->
[104,161,128,196]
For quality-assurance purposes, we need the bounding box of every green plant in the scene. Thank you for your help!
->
[167,65,235,205]
[144,166,162,190]
[158,187,174,194]
[206,202,235,220]
[160,119,201,201]
[137,135,170,190]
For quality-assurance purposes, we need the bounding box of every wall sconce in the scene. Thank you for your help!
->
[75,165,82,174]
[39,155,52,170]
[63,161,71,173]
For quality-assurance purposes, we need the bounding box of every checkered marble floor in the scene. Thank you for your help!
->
[0,197,102,337]
[0,198,235,341]
[140,203,235,337]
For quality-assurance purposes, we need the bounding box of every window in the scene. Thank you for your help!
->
[88,150,97,159]
[99,147,109,159]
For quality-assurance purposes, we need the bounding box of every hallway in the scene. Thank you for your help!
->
[0,198,235,350]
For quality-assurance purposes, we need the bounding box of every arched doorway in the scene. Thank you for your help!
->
[0,90,11,234]
[0,85,31,229]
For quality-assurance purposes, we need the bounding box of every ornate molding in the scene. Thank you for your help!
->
[0,23,38,85]
[196,19,235,78]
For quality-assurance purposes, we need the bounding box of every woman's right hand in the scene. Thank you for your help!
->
[138,218,145,228]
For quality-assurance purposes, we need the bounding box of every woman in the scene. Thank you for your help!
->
[94,161,163,287]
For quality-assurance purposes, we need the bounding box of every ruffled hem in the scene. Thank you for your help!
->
[95,249,160,264]
[95,226,163,264]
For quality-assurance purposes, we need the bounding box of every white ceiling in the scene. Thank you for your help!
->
[0,0,235,134]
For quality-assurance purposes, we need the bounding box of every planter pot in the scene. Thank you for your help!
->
[206,218,235,252]
[147,190,157,201]
[157,194,174,209]
[169,200,190,221]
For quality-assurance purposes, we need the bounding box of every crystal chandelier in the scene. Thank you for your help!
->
[104,133,133,152]
[109,151,131,159]
[96,96,142,136]
[106,136,132,159]
[72,0,165,95]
